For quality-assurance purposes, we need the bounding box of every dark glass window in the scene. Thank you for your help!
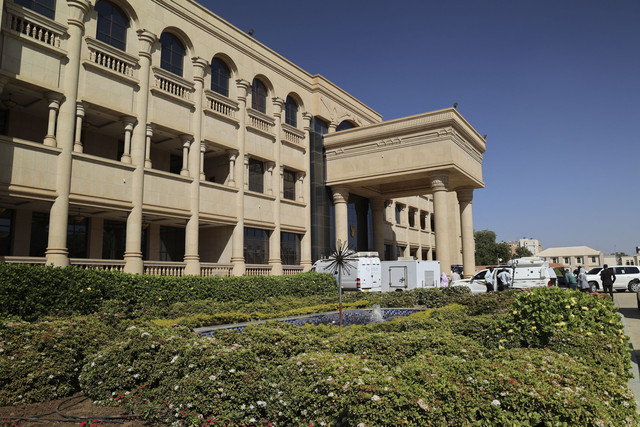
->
[29,212,49,257]
[95,0,128,51]
[160,32,185,76]
[170,154,182,175]
[285,95,298,127]
[395,204,402,224]
[67,216,88,258]
[281,232,300,265]
[0,209,13,256]
[408,208,415,228]
[283,169,296,200]
[14,0,55,19]
[244,227,269,264]
[211,58,230,97]
[336,120,355,132]
[248,158,264,193]
[159,226,185,261]
[103,219,125,259]
[420,212,426,230]
[251,78,267,113]
[396,246,405,260]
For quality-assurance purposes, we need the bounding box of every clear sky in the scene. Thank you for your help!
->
[199,0,640,255]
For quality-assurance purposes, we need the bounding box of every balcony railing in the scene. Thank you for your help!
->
[245,264,273,276]
[204,90,238,120]
[247,108,275,134]
[152,66,194,101]
[5,2,65,49]
[86,37,137,78]
[282,123,305,146]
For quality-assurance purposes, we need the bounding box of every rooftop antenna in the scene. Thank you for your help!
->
[248,29,254,36]
[453,102,458,109]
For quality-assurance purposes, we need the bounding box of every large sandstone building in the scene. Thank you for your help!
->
[0,0,486,277]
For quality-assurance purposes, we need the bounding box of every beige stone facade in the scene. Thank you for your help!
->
[537,246,604,272]
[0,0,485,277]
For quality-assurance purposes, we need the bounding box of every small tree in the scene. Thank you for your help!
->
[515,246,533,258]
[474,230,512,265]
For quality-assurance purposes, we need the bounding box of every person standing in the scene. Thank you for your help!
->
[565,268,578,290]
[578,267,589,293]
[440,272,449,287]
[600,264,616,299]
[451,269,461,284]
[484,267,494,292]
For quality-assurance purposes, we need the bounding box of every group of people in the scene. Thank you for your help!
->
[439,269,462,287]
[483,266,512,292]
[565,264,616,298]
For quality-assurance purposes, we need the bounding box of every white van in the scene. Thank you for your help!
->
[311,252,382,292]
[452,257,552,293]
[380,259,441,292]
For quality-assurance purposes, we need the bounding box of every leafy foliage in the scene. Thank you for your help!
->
[474,230,512,265]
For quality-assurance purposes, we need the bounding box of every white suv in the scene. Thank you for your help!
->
[585,266,640,293]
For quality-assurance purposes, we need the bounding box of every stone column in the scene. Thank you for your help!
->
[332,186,349,248]
[199,142,205,180]
[124,29,157,274]
[268,97,284,275]
[457,187,475,278]
[73,102,85,153]
[243,154,249,190]
[231,79,251,276]
[184,57,207,276]
[43,92,62,147]
[265,161,275,196]
[226,150,237,186]
[144,124,153,168]
[328,122,337,133]
[370,198,385,260]
[296,173,304,202]
[431,172,451,275]
[300,112,312,270]
[120,116,135,163]
[45,0,91,267]
[180,135,190,176]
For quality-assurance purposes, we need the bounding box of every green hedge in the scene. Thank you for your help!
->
[0,263,337,321]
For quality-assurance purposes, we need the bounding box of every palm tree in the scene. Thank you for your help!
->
[324,240,356,327]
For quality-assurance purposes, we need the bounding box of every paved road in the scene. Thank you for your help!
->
[612,291,640,414]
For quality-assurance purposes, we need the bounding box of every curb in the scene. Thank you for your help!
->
[618,312,640,417]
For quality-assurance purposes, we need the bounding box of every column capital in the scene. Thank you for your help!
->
[456,187,474,203]
[121,115,136,129]
[227,149,239,161]
[331,186,349,204]
[75,101,85,117]
[272,97,285,116]
[430,172,449,191]
[66,0,91,27]
[328,122,338,133]
[265,161,275,172]
[137,30,158,57]
[145,123,155,137]
[191,57,208,81]
[45,91,63,104]
[302,112,312,131]
[179,134,193,145]
[236,79,251,101]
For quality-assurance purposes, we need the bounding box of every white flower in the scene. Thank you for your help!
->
[174,385,179,391]
[209,375,216,381]
[491,399,501,406]
[371,395,381,402]
[229,368,236,373]
[170,355,179,364]
[257,400,266,407]
[48,374,54,379]
[328,392,334,397]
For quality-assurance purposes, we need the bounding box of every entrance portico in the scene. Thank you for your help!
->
[323,108,485,277]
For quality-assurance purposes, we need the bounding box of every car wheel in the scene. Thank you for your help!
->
[629,280,640,293]
[588,281,598,293]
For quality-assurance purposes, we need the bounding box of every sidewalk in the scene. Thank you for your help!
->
[613,291,640,415]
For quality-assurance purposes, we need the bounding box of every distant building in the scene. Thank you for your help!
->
[603,247,640,266]
[507,238,542,256]
[537,246,604,272]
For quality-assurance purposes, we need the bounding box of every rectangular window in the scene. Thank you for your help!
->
[67,216,88,258]
[552,257,558,264]
[576,257,582,264]
[564,257,570,264]
[244,227,269,264]
[281,232,301,265]
[396,245,405,259]
[29,212,49,257]
[384,244,391,261]
[420,212,426,230]
[248,159,264,193]
[159,226,185,262]
[591,256,597,263]
[408,208,415,228]
[395,204,402,225]
[0,208,13,256]
[103,219,126,259]
[283,169,296,200]
[14,0,55,19]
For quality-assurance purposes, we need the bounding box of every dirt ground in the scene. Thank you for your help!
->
[0,393,148,426]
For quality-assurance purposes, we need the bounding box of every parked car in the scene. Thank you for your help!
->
[586,266,640,293]
[452,257,553,293]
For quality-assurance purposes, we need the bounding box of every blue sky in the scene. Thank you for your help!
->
[199,0,640,255]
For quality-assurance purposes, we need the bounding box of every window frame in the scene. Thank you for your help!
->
[14,0,55,19]
[160,32,185,77]
[281,232,301,265]
[95,0,128,51]
[283,169,296,201]
[211,57,230,97]
[248,158,264,193]
[244,227,269,264]
[251,78,267,113]
[285,95,298,127]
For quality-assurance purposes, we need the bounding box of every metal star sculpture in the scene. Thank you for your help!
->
[325,240,356,327]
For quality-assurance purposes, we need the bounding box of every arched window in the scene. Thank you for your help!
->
[14,0,55,19]
[95,0,128,51]
[285,95,298,127]
[160,32,185,77]
[211,58,230,97]
[336,120,356,132]
[251,78,267,113]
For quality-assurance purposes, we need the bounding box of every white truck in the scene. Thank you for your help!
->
[452,257,552,293]
[381,258,441,292]
[311,254,442,292]
[311,252,382,292]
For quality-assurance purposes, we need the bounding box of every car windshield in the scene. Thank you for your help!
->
[586,268,602,275]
